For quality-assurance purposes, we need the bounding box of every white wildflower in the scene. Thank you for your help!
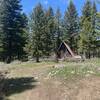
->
[71,71,75,74]
[87,71,94,74]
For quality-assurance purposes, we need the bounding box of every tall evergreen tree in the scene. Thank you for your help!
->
[44,7,55,56]
[78,0,93,58]
[92,1,97,32]
[91,1,97,57]
[55,8,62,50]
[95,13,100,57]
[82,0,92,19]
[31,3,45,62]
[96,13,100,34]
[0,0,27,63]
[64,0,79,52]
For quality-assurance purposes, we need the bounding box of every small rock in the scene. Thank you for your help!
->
[54,64,65,68]
[34,76,38,80]
[97,67,100,71]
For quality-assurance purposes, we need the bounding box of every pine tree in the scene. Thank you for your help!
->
[0,0,28,63]
[78,18,92,57]
[63,0,79,52]
[92,1,97,32]
[82,0,92,19]
[78,0,93,58]
[96,13,100,34]
[24,14,34,59]
[91,1,97,57]
[55,8,62,50]
[44,7,55,56]
[95,13,100,57]
[31,3,45,62]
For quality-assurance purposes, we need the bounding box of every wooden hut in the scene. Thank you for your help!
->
[57,42,81,61]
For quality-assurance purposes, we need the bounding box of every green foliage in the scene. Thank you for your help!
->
[0,0,100,63]
[78,0,98,58]
[27,5,56,61]
[78,18,92,53]
[54,8,62,50]
[44,7,55,56]
[96,13,100,34]
[30,3,46,62]
[82,0,92,18]
[63,0,79,51]
[0,0,28,63]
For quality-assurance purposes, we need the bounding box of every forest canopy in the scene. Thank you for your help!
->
[0,0,100,63]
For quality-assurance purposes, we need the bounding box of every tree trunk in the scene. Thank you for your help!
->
[83,51,86,59]
[55,52,59,63]
[36,56,39,63]
[6,55,12,64]
[88,51,91,59]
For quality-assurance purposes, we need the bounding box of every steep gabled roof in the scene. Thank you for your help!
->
[58,42,74,57]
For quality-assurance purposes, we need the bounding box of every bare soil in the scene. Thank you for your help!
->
[3,63,100,100]
[28,77,100,100]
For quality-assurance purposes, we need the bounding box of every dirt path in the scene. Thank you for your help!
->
[6,65,100,100]
[24,77,100,100]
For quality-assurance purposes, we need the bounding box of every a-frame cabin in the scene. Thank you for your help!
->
[57,42,81,60]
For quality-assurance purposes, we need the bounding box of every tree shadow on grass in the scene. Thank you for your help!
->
[3,77,37,96]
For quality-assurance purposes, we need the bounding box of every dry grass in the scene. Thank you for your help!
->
[0,58,100,100]
[48,58,100,79]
